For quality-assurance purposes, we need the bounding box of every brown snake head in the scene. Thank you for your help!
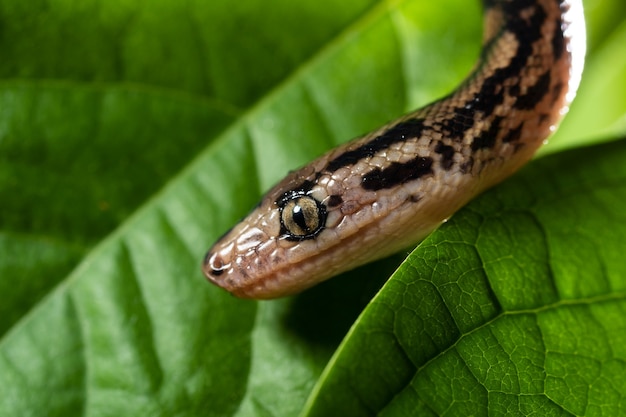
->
[203,0,586,299]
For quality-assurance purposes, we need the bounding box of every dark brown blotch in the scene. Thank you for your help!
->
[551,82,564,105]
[471,116,503,151]
[327,195,343,208]
[502,124,523,143]
[326,118,425,172]
[514,71,552,110]
[434,142,456,170]
[552,17,566,60]
[460,157,474,174]
[362,156,433,191]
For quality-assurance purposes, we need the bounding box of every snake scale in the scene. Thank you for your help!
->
[203,0,586,299]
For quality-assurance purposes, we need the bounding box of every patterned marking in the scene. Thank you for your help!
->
[460,157,474,174]
[327,195,343,207]
[434,142,456,170]
[362,156,433,191]
[551,82,564,104]
[515,71,552,110]
[326,118,425,172]
[276,180,315,205]
[442,106,480,141]
[472,116,504,151]
[552,16,566,60]
[502,124,524,143]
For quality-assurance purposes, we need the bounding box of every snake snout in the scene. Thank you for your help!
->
[203,251,228,281]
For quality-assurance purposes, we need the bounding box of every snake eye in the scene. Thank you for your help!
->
[280,195,327,240]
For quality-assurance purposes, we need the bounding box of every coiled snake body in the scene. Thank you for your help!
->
[204,0,586,299]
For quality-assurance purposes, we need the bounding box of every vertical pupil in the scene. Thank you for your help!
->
[292,202,309,233]
[280,195,326,240]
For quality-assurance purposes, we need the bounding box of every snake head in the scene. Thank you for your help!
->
[201,142,448,299]
[202,164,344,299]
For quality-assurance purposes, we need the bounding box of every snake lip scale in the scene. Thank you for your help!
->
[203,0,586,299]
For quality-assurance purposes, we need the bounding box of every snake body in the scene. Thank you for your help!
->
[204,0,585,299]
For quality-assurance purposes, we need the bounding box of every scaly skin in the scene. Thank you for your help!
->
[204,0,586,299]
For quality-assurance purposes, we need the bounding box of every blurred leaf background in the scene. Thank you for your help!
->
[1,0,625,416]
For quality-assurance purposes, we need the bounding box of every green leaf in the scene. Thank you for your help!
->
[0,0,380,334]
[1,0,625,416]
[303,137,626,417]
[546,10,626,154]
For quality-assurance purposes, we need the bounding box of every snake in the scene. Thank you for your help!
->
[203,0,586,299]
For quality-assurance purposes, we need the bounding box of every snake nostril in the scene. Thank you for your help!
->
[204,252,227,277]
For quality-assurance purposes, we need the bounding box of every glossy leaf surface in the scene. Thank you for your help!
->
[1,0,625,416]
